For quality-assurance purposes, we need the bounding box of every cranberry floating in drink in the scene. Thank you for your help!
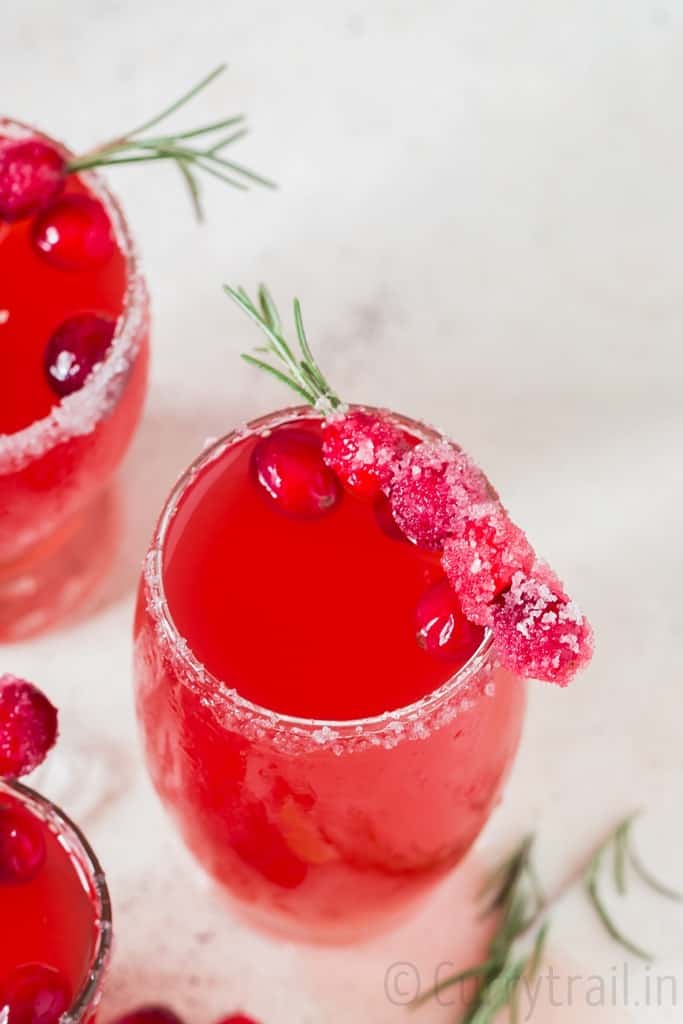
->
[134,286,593,943]
[0,67,271,639]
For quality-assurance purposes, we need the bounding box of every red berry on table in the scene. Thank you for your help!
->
[0,963,71,1024]
[0,139,66,222]
[0,676,58,779]
[215,1016,261,1024]
[492,565,593,686]
[390,440,491,551]
[251,427,341,519]
[111,1007,186,1024]
[44,313,116,398]
[0,804,46,884]
[32,195,115,271]
[415,579,484,663]
[321,410,408,498]
[441,504,535,627]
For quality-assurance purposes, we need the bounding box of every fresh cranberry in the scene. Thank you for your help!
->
[373,493,406,541]
[492,565,593,686]
[44,313,116,397]
[215,1017,261,1024]
[321,410,408,498]
[0,963,71,1024]
[251,428,341,519]
[0,805,45,883]
[415,580,484,663]
[111,1007,186,1024]
[390,441,491,551]
[442,504,535,626]
[0,140,66,222]
[0,676,58,779]
[32,195,115,271]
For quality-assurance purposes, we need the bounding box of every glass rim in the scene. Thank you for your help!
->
[143,404,496,741]
[0,117,147,473]
[0,777,112,1024]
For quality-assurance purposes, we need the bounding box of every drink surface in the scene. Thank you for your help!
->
[162,415,484,720]
[0,788,97,1001]
[0,176,127,435]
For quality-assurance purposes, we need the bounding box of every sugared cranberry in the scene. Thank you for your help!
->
[321,410,408,498]
[0,140,66,222]
[32,195,115,271]
[111,1007,186,1024]
[44,313,116,397]
[373,493,406,541]
[0,805,45,883]
[390,440,491,550]
[442,504,535,626]
[415,580,484,663]
[0,676,58,779]
[251,428,341,519]
[492,565,593,686]
[0,963,71,1024]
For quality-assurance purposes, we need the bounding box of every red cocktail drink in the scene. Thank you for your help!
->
[0,119,149,638]
[0,779,111,1023]
[134,408,526,942]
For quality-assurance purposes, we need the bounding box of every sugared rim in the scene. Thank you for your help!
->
[0,117,148,474]
[142,405,495,745]
[0,778,112,1024]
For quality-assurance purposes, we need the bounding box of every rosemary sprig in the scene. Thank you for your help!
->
[585,813,682,962]
[414,814,681,1022]
[67,65,274,221]
[224,284,344,411]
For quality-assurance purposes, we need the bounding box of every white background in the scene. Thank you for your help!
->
[3,2,682,1022]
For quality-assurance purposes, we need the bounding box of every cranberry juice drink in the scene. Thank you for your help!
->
[0,779,111,1024]
[135,409,526,941]
[135,287,592,942]
[0,120,148,638]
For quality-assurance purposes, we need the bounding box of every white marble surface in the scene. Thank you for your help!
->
[3,2,683,1021]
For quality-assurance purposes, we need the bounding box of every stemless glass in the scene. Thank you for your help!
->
[0,119,149,640]
[134,408,526,943]
[0,779,112,1023]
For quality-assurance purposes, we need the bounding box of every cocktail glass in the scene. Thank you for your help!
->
[134,407,526,943]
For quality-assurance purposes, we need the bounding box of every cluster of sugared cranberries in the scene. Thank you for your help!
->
[251,409,593,685]
[0,675,58,779]
[0,135,117,400]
